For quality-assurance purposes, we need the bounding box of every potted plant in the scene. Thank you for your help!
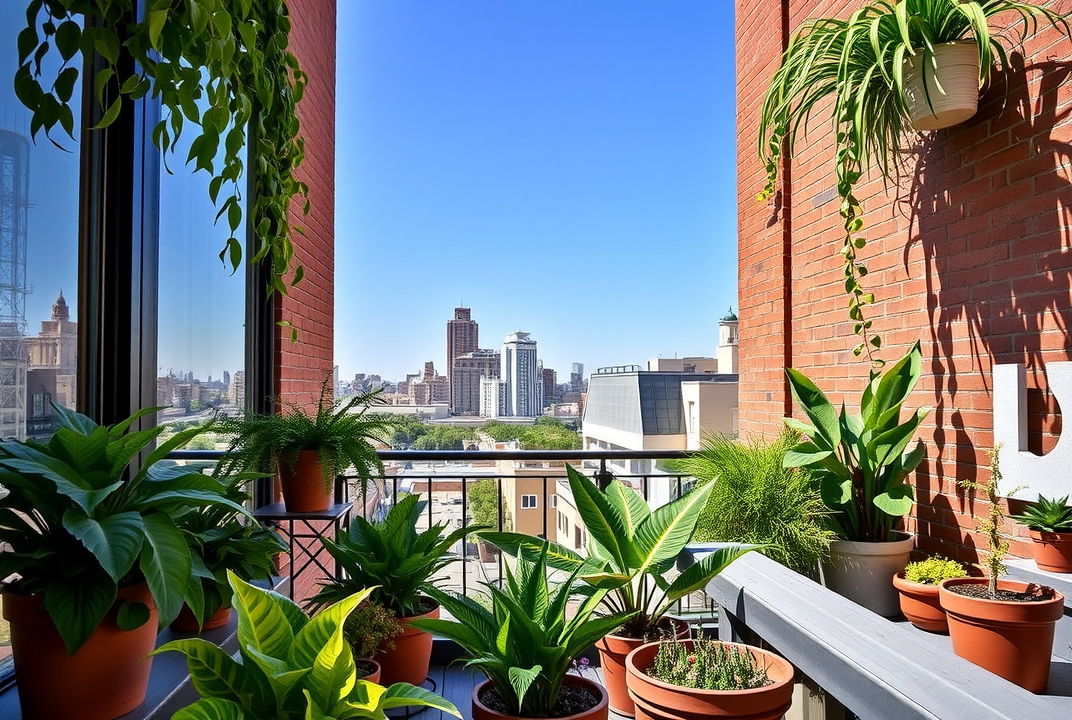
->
[0,404,249,720]
[216,382,391,513]
[673,431,835,578]
[1010,494,1072,572]
[783,341,930,616]
[157,572,461,720]
[892,556,967,632]
[411,542,632,720]
[342,599,405,684]
[170,471,288,632]
[939,445,1065,692]
[758,2,1071,363]
[310,492,482,687]
[624,633,795,720]
[480,465,756,717]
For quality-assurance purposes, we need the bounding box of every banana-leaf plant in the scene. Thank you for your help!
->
[0,404,250,653]
[783,340,931,542]
[157,573,461,720]
[480,465,757,640]
[411,542,633,718]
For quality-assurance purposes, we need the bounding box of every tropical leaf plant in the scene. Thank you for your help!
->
[758,0,1071,365]
[479,465,757,639]
[310,492,484,618]
[0,404,249,653]
[156,572,461,720]
[411,542,633,718]
[783,340,931,542]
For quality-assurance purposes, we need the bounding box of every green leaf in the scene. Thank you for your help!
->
[94,28,120,65]
[18,27,39,65]
[149,10,168,51]
[230,572,297,660]
[291,589,369,710]
[154,638,254,707]
[633,481,715,574]
[874,484,914,519]
[54,20,80,61]
[508,665,541,711]
[116,599,151,631]
[566,467,630,572]
[62,510,144,583]
[92,97,122,129]
[172,698,246,720]
[139,512,192,626]
[44,566,117,654]
[375,683,462,717]
[603,477,650,537]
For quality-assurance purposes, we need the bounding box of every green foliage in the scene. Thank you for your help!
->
[468,478,512,532]
[480,465,757,640]
[959,445,1013,597]
[15,0,309,297]
[156,573,460,720]
[311,493,483,618]
[675,432,834,576]
[758,1,1071,365]
[0,404,248,653]
[175,472,287,629]
[903,556,967,585]
[343,601,404,660]
[784,341,930,542]
[411,425,474,451]
[647,636,771,691]
[215,383,390,494]
[389,415,429,448]
[1010,494,1072,533]
[481,420,581,450]
[412,543,633,718]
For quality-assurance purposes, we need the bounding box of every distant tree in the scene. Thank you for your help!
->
[468,478,512,532]
[391,415,429,448]
[478,419,580,450]
[411,425,475,450]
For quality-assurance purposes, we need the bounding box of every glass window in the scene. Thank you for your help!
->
[521,494,538,509]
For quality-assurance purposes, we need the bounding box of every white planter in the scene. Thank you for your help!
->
[821,533,914,617]
[903,41,980,131]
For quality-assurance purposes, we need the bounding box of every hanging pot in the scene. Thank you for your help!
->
[278,449,332,513]
[903,42,980,131]
[821,532,914,617]
[376,599,439,687]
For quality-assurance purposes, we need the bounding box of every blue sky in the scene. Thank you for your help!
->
[334,1,739,382]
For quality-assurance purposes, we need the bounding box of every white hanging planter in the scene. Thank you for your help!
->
[903,41,981,131]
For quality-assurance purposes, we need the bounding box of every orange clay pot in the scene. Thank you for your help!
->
[939,577,1064,692]
[472,674,608,720]
[376,600,439,687]
[1028,530,1072,573]
[168,603,233,633]
[278,449,332,513]
[892,572,949,633]
[625,640,794,720]
[356,658,382,684]
[4,583,159,720]
[596,619,689,717]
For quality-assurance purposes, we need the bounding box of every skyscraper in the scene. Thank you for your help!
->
[501,331,542,417]
[453,349,500,415]
[446,307,478,414]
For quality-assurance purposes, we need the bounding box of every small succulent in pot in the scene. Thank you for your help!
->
[903,556,967,586]
[1010,495,1072,534]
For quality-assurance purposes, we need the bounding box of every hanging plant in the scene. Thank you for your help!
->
[14,0,308,297]
[757,0,1071,369]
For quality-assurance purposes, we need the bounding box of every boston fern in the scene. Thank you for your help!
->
[311,493,481,618]
[15,0,309,299]
[412,543,633,718]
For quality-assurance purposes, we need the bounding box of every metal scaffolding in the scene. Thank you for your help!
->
[0,130,29,440]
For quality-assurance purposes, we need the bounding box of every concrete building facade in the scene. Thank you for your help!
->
[501,331,542,417]
[453,349,500,415]
[446,307,478,413]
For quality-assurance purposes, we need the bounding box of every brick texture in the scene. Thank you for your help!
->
[737,0,1072,564]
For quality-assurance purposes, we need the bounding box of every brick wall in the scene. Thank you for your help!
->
[737,0,1072,563]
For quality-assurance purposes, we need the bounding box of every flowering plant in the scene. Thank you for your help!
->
[645,636,771,691]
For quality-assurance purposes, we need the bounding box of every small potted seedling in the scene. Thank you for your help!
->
[892,556,967,633]
[343,599,404,683]
[938,445,1065,692]
[1010,494,1072,573]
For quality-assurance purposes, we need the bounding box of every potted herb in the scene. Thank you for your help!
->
[343,600,405,683]
[624,633,795,720]
[480,465,756,716]
[939,445,1064,692]
[758,2,1071,362]
[1010,494,1072,572]
[216,382,391,513]
[310,493,482,687]
[411,542,633,720]
[157,572,461,720]
[784,341,931,616]
[892,556,967,633]
[0,404,248,720]
[170,472,288,632]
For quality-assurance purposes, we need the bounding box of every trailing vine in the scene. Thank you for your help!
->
[14,0,308,298]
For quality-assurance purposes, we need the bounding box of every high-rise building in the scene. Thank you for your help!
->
[501,331,542,417]
[408,361,449,405]
[0,130,30,440]
[480,377,508,418]
[453,349,500,415]
[570,362,584,393]
[446,307,478,413]
[541,365,557,404]
[231,370,246,409]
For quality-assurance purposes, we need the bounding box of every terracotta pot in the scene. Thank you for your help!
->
[939,577,1065,692]
[472,674,608,720]
[4,583,159,720]
[892,572,948,633]
[821,532,914,617]
[625,640,794,720]
[1028,529,1072,573]
[376,600,439,687]
[596,619,689,717]
[355,658,382,685]
[903,41,980,131]
[278,449,332,513]
[168,602,233,633]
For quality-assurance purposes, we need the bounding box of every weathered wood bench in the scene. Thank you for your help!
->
[705,552,1072,720]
